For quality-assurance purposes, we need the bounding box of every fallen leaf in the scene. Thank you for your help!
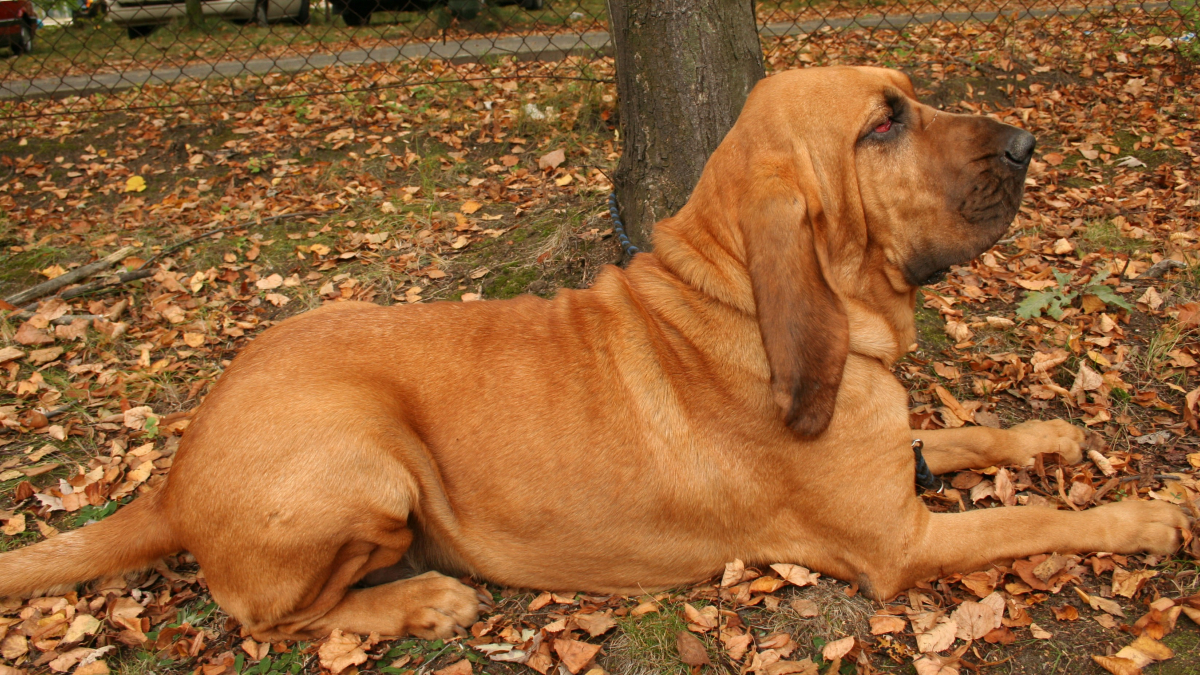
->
[722,559,746,587]
[432,660,472,675]
[62,615,102,644]
[952,601,997,640]
[1030,623,1052,639]
[124,176,147,192]
[2,514,25,536]
[460,200,482,214]
[574,612,616,637]
[1113,569,1157,598]
[538,149,566,170]
[683,603,718,632]
[256,274,284,290]
[1092,655,1141,675]
[676,631,711,668]
[916,618,957,653]
[123,406,156,431]
[870,615,907,635]
[913,655,959,675]
[1077,587,1126,617]
[553,638,601,674]
[0,347,25,363]
[821,636,855,661]
[29,347,64,365]
[770,563,820,587]
[317,630,367,674]
[14,322,54,346]
[1052,605,1080,621]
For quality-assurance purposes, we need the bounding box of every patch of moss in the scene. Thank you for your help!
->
[914,304,950,353]
[1151,629,1200,674]
[484,263,539,299]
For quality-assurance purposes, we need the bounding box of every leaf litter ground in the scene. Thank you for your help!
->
[2,14,1200,675]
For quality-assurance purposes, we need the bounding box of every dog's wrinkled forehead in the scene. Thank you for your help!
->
[744,67,919,143]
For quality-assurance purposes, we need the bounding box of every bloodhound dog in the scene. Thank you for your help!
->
[0,66,1188,641]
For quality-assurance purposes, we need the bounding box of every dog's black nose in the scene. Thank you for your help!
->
[1004,130,1036,168]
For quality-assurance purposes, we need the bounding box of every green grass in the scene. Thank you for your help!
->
[605,601,699,675]
[1077,220,1146,256]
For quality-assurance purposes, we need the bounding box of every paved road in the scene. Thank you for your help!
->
[0,2,1179,101]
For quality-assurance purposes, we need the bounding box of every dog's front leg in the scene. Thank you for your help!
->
[881,500,1189,597]
[913,419,1087,474]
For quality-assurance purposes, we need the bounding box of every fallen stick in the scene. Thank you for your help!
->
[3,246,135,307]
[11,269,155,320]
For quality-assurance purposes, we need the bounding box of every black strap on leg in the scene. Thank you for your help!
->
[912,439,945,494]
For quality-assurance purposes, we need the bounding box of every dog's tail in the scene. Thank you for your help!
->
[0,489,180,598]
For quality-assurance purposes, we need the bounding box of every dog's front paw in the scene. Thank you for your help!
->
[400,572,481,639]
[1090,500,1191,555]
[1008,418,1094,465]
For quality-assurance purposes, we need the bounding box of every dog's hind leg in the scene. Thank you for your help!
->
[198,520,480,642]
[912,419,1086,474]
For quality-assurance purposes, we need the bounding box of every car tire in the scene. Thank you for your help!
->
[13,22,33,54]
[292,0,310,24]
[520,0,542,8]
[126,24,156,39]
[255,0,269,26]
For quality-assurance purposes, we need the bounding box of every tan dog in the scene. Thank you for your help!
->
[0,66,1187,641]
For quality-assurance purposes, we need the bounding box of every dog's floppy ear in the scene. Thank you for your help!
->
[743,193,848,437]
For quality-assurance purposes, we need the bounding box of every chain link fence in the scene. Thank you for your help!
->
[0,0,1195,117]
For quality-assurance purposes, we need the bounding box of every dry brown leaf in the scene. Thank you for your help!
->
[432,660,472,675]
[630,601,659,617]
[683,603,718,632]
[913,655,960,675]
[1113,569,1157,598]
[749,576,786,594]
[675,630,711,667]
[553,638,600,674]
[870,615,907,635]
[317,630,367,674]
[952,601,996,640]
[789,597,819,617]
[821,636,854,661]
[722,632,753,661]
[1092,655,1141,675]
[722,559,746,587]
[764,660,818,675]
[574,611,616,638]
[770,563,820,587]
[1076,587,1126,617]
[537,149,566,170]
[916,619,957,653]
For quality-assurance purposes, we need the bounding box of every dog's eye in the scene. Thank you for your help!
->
[873,119,893,134]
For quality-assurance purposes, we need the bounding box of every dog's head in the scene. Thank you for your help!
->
[660,66,1033,437]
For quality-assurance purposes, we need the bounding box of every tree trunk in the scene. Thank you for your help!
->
[185,0,203,28]
[608,0,764,251]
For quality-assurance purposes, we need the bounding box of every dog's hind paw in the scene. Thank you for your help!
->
[399,572,481,640]
[1008,418,1090,465]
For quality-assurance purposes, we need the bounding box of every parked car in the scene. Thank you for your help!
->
[0,0,36,55]
[110,0,309,39]
[330,0,541,27]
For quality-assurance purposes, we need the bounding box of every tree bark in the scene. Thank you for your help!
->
[608,0,764,251]
[185,0,203,28]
